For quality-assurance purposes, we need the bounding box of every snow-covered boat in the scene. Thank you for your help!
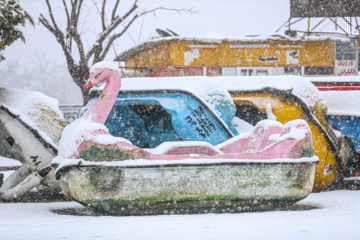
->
[303,76,360,181]
[213,76,351,191]
[54,62,318,215]
[0,87,65,200]
[321,90,360,181]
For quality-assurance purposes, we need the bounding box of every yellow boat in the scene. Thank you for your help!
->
[215,76,347,191]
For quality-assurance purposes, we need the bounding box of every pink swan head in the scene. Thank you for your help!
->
[84,61,121,90]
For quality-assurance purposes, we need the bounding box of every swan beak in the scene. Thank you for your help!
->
[83,82,93,90]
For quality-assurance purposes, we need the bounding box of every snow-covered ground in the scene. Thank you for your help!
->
[0,190,359,240]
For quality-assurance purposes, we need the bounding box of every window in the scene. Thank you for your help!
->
[106,103,181,148]
[131,104,174,133]
[237,68,269,76]
[235,105,267,126]
[221,68,237,76]
[336,41,357,60]
[304,66,333,76]
[240,69,247,76]
[256,70,268,76]
[284,67,301,75]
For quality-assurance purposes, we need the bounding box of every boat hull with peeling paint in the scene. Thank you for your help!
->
[57,157,318,215]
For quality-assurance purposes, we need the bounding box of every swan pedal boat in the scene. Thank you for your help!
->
[54,62,319,215]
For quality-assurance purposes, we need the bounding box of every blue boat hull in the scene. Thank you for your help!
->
[326,115,360,152]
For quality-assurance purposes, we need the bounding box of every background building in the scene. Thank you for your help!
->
[115,34,359,77]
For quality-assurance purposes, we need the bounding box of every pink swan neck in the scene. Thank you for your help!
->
[82,70,121,124]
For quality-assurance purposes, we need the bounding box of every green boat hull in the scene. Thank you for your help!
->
[58,159,317,215]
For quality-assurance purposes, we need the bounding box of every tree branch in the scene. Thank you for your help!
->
[68,0,86,63]
[62,0,70,23]
[93,41,103,63]
[101,0,107,31]
[40,1,75,76]
[70,0,78,30]
[73,33,86,63]
[76,0,84,19]
[44,0,62,34]
[99,2,138,41]
[70,0,84,28]
[138,7,195,18]
[62,0,72,51]
[85,41,100,62]
[111,0,120,23]
[99,14,138,61]
[39,14,56,35]
[86,2,138,61]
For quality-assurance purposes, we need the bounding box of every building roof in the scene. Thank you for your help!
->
[114,33,355,61]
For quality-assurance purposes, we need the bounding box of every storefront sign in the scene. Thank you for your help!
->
[257,54,278,62]
[335,60,357,76]
[286,50,299,64]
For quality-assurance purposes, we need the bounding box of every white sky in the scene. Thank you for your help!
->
[4,0,292,64]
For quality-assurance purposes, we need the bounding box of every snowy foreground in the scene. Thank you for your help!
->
[0,190,359,240]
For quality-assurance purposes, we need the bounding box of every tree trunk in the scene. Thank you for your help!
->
[69,65,91,105]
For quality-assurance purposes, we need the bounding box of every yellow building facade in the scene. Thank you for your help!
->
[116,35,359,77]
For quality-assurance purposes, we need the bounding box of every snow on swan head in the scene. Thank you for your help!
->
[84,61,121,90]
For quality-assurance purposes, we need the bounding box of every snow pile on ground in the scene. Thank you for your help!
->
[321,91,360,117]
[0,190,359,240]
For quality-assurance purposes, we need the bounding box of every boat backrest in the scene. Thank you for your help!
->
[86,91,237,148]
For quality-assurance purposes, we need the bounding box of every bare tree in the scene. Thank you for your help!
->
[39,0,192,104]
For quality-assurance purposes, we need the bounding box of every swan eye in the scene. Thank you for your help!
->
[95,72,102,79]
